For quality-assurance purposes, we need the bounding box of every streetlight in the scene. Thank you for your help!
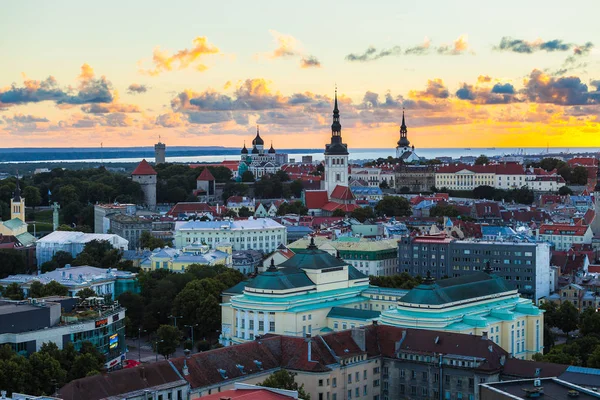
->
[184,324,198,352]
[168,315,183,327]
[138,327,147,362]
[153,339,164,362]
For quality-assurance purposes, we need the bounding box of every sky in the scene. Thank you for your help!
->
[1,0,599,149]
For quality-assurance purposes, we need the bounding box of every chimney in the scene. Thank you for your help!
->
[395,330,407,352]
[351,327,366,352]
[482,331,488,341]
[1,391,6,399]
[500,355,506,366]
[183,359,189,376]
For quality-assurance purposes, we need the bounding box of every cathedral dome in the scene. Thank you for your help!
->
[241,143,248,154]
[268,143,276,154]
[251,146,259,154]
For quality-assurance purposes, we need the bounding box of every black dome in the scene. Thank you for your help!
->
[251,146,259,154]
[268,144,276,154]
[241,144,248,154]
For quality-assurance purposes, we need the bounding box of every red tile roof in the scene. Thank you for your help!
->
[166,202,227,217]
[502,358,569,379]
[567,157,598,167]
[197,168,215,181]
[304,190,329,209]
[330,185,355,201]
[539,224,589,236]
[321,202,360,212]
[588,264,600,274]
[473,202,502,218]
[132,159,157,175]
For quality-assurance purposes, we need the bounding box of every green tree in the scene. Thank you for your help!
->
[260,369,311,400]
[332,209,346,217]
[73,239,122,268]
[290,180,303,198]
[588,346,600,368]
[580,308,600,336]
[399,186,410,194]
[40,260,60,273]
[540,302,558,327]
[556,301,579,335]
[53,251,74,267]
[156,325,181,359]
[23,186,42,215]
[351,207,375,222]
[4,282,24,300]
[542,347,577,365]
[379,180,389,189]
[429,204,460,218]
[0,249,29,278]
[571,166,589,185]
[474,155,489,165]
[29,351,66,395]
[241,170,255,182]
[559,186,573,195]
[140,231,167,250]
[76,287,97,299]
[29,281,46,298]
[375,196,412,217]
[473,185,495,200]
[238,206,252,217]
[43,281,69,296]
[69,353,103,381]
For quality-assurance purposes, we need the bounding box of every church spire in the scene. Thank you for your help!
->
[331,88,341,138]
[401,110,406,129]
[397,110,410,148]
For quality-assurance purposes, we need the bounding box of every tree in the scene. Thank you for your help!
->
[332,209,346,217]
[69,353,103,381]
[260,369,311,400]
[351,207,375,222]
[224,209,238,218]
[540,301,558,327]
[588,346,600,368]
[370,273,423,290]
[571,166,588,185]
[429,204,459,218]
[73,239,122,268]
[379,180,389,189]
[473,185,495,200]
[399,186,410,194]
[289,180,303,198]
[29,281,47,298]
[23,186,41,215]
[0,249,29,278]
[156,325,181,359]
[474,155,489,165]
[559,186,573,195]
[43,281,69,296]
[29,351,66,395]
[76,287,97,299]
[238,206,252,218]
[140,231,167,250]
[241,170,255,182]
[53,251,74,267]
[556,301,579,335]
[375,196,412,217]
[579,308,600,336]
[4,282,24,300]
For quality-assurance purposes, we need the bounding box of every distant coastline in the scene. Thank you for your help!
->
[0,146,599,164]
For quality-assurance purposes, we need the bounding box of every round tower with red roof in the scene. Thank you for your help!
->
[131,159,157,210]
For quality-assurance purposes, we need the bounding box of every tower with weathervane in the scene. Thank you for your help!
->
[395,111,419,162]
[323,89,349,196]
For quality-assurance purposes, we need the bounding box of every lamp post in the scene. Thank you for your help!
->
[138,327,147,362]
[184,324,198,352]
[153,339,164,362]
[168,314,183,327]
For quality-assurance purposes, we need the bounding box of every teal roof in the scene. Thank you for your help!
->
[15,232,36,246]
[399,272,514,306]
[348,266,368,280]
[245,267,315,291]
[224,280,249,295]
[278,248,347,270]
[3,218,25,230]
[327,306,380,321]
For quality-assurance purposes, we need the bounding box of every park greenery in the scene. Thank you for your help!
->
[259,369,311,400]
[0,341,104,396]
[117,264,245,349]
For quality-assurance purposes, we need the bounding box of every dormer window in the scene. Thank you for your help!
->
[236,364,246,374]
[218,369,228,379]
[254,360,263,370]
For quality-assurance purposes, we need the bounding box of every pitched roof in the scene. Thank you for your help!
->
[539,223,589,236]
[59,361,184,400]
[327,307,380,320]
[202,388,296,399]
[321,202,360,212]
[502,358,569,379]
[132,159,157,175]
[330,185,355,201]
[245,266,315,291]
[166,202,227,217]
[304,190,329,209]
[197,168,215,181]
[399,272,515,306]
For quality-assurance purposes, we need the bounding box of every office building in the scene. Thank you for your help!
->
[107,214,152,250]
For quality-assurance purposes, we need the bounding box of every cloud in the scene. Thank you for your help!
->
[300,56,321,68]
[262,30,322,69]
[360,91,403,109]
[346,36,469,62]
[436,35,470,55]
[456,84,475,100]
[411,79,450,99]
[495,37,594,55]
[3,114,49,123]
[455,77,519,104]
[523,69,600,105]
[156,112,189,127]
[404,37,431,55]
[345,46,402,62]
[0,65,113,105]
[127,83,148,94]
[81,102,140,114]
[491,83,515,94]
[140,36,221,76]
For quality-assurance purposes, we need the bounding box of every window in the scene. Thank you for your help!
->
[411,370,416,379]
[319,394,323,400]
[332,395,337,400]
[269,321,275,332]
[348,374,352,384]
[445,375,450,384]
[348,390,352,400]
[319,379,323,387]
[422,387,429,396]
[400,384,405,394]
[411,386,417,395]
[422,371,428,381]
[332,378,337,388]
[458,393,463,400]
[363,385,367,395]
[373,379,380,387]
[355,388,359,398]
[364,370,367,379]
[373,367,380,374]
[356,372,360,381]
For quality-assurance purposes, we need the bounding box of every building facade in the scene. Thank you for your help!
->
[380,270,544,360]
[0,297,127,369]
[395,112,419,162]
[395,164,435,193]
[35,231,128,266]
[0,177,28,237]
[154,140,166,164]
[107,213,152,250]
[174,218,286,253]
[538,223,593,251]
[239,127,288,179]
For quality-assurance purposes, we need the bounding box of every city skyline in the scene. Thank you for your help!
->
[1,0,599,149]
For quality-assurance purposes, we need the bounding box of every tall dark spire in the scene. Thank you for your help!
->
[397,110,410,148]
[331,88,341,137]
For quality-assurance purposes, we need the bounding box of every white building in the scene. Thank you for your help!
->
[239,127,288,179]
[174,218,286,253]
[349,167,395,188]
[538,223,593,251]
[395,112,419,162]
[36,231,128,266]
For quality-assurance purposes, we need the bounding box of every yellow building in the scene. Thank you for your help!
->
[142,243,232,272]
[0,178,28,237]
